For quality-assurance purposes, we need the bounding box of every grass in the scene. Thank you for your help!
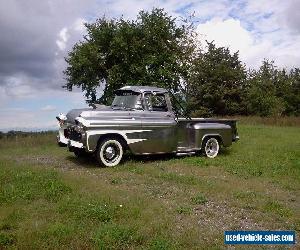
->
[221,115,300,127]
[0,122,299,249]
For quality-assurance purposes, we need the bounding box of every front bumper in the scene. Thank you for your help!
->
[67,139,83,148]
[57,128,84,149]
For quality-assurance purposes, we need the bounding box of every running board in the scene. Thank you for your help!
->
[176,152,196,156]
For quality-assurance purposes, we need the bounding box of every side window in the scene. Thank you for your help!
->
[134,94,143,110]
[144,93,168,112]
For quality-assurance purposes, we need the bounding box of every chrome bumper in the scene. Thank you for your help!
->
[57,128,84,149]
[67,139,83,149]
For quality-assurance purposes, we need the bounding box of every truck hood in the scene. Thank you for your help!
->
[66,105,112,124]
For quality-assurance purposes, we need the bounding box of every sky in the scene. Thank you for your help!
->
[0,0,300,131]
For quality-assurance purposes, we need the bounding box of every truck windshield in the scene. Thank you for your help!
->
[111,91,142,110]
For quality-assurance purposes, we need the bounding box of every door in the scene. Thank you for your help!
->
[140,92,177,153]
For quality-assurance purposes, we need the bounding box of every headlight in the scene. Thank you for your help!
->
[75,116,88,131]
[56,113,67,127]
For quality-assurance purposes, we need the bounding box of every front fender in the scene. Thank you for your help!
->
[85,130,151,152]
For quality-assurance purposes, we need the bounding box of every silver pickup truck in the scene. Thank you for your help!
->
[57,86,239,167]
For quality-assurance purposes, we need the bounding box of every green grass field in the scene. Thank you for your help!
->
[0,124,299,249]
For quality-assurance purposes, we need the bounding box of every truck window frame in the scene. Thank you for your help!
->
[143,92,170,112]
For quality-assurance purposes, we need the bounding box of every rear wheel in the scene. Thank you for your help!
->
[96,138,124,167]
[203,137,219,158]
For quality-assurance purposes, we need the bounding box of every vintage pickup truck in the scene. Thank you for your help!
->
[57,86,239,166]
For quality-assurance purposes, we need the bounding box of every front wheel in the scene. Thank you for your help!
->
[96,138,124,167]
[203,137,220,158]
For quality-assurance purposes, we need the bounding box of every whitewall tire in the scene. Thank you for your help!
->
[203,137,219,158]
[97,138,123,167]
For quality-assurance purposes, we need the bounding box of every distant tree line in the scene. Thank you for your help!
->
[188,42,300,117]
[64,8,300,117]
[0,131,56,139]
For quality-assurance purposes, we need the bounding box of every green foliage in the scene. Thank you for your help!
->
[191,193,208,205]
[263,200,292,218]
[282,68,300,116]
[176,206,192,215]
[0,232,15,247]
[64,8,195,105]
[245,60,285,116]
[188,52,299,117]
[149,237,172,250]
[187,41,247,116]
[243,60,300,116]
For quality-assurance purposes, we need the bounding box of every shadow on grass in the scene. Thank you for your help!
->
[64,148,231,168]
[64,155,97,168]
[64,153,175,169]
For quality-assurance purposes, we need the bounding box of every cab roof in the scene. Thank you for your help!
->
[118,85,168,94]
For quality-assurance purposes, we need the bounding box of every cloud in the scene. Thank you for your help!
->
[282,0,300,33]
[56,27,70,51]
[196,16,300,69]
[41,105,56,112]
[0,108,58,131]
[0,89,87,131]
[0,0,99,92]
[197,18,252,53]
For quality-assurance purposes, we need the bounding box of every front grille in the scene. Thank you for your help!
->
[64,128,82,142]
[64,129,70,138]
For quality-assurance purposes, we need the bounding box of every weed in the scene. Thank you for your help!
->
[176,206,192,215]
[92,223,144,249]
[191,193,208,205]
[0,232,15,247]
[111,178,122,184]
[149,237,172,250]
[263,200,292,218]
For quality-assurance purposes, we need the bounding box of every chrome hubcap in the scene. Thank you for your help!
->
[105,146,115,160]
[205,139,219,157]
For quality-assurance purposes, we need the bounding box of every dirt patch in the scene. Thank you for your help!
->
[14,155,96,171]
[195,201,263,231]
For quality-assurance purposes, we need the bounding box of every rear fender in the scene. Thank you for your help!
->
[192,123,232,148]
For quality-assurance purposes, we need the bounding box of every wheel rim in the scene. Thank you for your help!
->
[100,140,123,167]
[103,143,120,163]
[104,145,116,160]
[205,138,219,158]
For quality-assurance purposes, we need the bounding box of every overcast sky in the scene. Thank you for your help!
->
[0,0,300,131]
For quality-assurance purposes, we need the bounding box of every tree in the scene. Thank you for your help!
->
[282,68,300,116]
[187,41,247,116]
[64,8,196,106]
[245,60,285,116]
